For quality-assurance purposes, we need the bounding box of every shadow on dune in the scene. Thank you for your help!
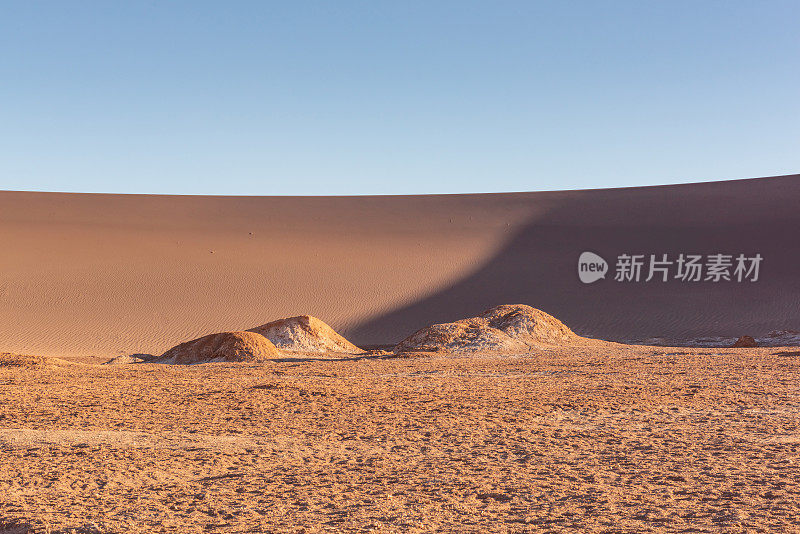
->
[347,175,800,346]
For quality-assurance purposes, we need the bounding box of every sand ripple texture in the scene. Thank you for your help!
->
[1,345,799,533]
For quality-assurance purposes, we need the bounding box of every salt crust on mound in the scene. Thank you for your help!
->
[103,354,151,365]
[248,315,363,354]
[157,331,281,364]
[395,304,577,354]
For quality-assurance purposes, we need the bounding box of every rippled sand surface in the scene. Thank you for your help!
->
[3,175,800,360]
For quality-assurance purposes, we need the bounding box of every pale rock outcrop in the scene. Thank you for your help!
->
[248,315,362,354]
[395,304,577,354]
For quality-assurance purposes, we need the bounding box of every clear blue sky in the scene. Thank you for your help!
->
[1,1,798,195]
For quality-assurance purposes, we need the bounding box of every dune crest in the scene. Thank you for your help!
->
[248,315,363,354]
[157,331,281,364]
[395,304,577,354]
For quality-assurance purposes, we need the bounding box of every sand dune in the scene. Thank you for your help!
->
[1,174,798,358]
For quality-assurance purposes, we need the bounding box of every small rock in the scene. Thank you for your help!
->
[732,335,758,348]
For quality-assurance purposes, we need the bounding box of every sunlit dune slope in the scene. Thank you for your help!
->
[0,174,798,358]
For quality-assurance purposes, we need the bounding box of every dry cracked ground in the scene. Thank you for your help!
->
[1,345,799,533]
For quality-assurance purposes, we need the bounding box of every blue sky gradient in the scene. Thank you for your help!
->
[1,1,798,195]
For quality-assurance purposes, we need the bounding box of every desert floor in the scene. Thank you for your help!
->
[1,344,799,533]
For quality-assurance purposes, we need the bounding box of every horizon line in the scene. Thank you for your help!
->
[2,173,797,199]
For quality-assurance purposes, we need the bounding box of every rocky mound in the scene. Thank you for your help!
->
[157,331,281,364]
[395,304,577,354]
[248,315,362,354]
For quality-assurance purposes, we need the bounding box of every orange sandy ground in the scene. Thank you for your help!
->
[1,345,799,533]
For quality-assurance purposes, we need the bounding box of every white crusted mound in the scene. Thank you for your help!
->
[103,354,155,365]
[248,315,363,354]
[157,331,281,364]
[395,304,577,354]
[104,355,146,365]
